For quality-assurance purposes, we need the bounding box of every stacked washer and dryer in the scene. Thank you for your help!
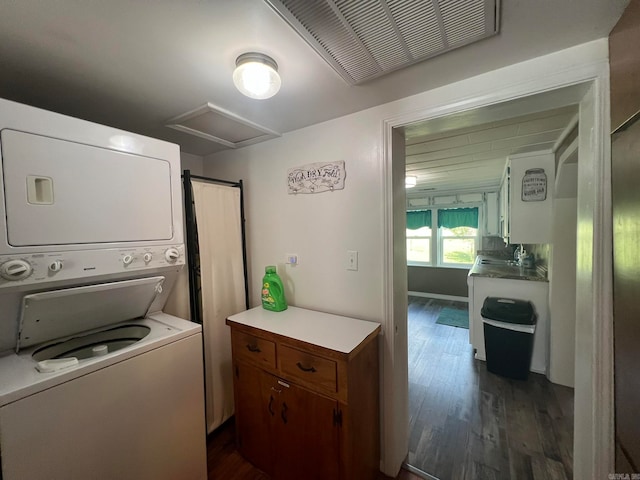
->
[0,99,207,480]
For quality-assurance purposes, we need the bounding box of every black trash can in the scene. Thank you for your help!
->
[481,297,537,380]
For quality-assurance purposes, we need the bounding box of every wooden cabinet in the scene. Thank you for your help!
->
[267,372,340,480]
[233,361,274,474]
[233,361,340,479]
[227,306,381,480]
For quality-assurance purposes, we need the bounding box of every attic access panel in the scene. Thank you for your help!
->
[166,103,281,149]
[265,0,500,85]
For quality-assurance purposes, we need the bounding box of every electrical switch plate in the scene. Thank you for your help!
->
[286,254,298,265]
[347,250,358,271]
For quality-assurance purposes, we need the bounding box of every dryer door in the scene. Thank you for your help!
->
[1,129,174,247]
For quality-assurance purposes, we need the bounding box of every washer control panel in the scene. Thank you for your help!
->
[0,245,184,288]
[0,259,33,281]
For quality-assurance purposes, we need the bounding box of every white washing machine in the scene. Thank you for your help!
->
[0,98,207,479]
[0,278,207,480]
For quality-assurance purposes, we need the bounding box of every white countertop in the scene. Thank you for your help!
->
[227,306,381,354]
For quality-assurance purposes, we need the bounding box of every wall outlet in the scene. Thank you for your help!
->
[347,250,358,271]
[286,254,298,265]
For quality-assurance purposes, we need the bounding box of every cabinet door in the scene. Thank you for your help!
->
[485,192,499,236]
[499,174,510,241]
[233,362,274,475]
[508,152,555,244]
[266,375,340,480]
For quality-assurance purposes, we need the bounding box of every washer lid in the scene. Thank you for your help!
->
[17,276,165,352]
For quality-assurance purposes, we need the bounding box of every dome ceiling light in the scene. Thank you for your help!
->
[233,52,281,100]
[406,176,417,188]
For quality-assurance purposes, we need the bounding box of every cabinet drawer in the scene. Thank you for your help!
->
[231,331,276,369]
[279,345,337,392]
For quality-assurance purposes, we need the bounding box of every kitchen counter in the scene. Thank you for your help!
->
[467,255,550,374]
[468,255,548,282]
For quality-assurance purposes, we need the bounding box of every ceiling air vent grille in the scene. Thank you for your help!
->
[265,0,500,85]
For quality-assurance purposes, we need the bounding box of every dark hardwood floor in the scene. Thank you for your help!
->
[207,417,423,480]
[407,296,574,480]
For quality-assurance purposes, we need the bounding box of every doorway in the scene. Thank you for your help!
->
[400,94,581,478]
[382,73,613,478]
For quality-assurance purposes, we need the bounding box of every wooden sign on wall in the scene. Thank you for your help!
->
[287,161,345,194]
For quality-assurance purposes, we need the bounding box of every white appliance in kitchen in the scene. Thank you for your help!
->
[0,98,207,480]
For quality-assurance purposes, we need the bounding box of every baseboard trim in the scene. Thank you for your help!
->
[408,291,468,303]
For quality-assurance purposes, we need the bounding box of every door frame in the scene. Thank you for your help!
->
[380,53,612,477]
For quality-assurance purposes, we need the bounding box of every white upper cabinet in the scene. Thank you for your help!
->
[485,192,500,236]
[502,150,555,244]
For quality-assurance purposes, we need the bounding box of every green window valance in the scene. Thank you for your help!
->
[437,207,479,229]
[406,210,432,230]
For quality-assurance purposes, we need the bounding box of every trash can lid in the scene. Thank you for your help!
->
[480,297,537,325]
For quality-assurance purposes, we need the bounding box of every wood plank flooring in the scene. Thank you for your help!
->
[207,417,423,480]
[407,296,574,480]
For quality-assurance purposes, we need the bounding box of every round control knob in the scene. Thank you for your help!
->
[0,259,33,281]
[164,248,180,263]
[122,254,134,266]
[143,253,153,263]
[49,260,63,272]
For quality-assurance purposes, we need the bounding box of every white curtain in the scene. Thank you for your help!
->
[191,181,246,433]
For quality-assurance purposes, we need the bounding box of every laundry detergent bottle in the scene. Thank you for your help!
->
[261,266,287,312]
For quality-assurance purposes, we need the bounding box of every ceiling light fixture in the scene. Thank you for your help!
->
[405,176,417,188]
[233,52,281,100]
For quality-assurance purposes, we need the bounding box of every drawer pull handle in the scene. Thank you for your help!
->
[246,344,261,353]
[268,395,275,416]
[296,362,316,373]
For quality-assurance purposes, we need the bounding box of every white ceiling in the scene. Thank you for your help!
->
[0,0,629,157]
[404,106,577,196]
[402,85,584,196]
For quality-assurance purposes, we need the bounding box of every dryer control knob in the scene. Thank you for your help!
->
[0,259,32,281]
[49,260,63,272]
[143,253,153,263]
[122,254,134,266]
[164,248,180,263]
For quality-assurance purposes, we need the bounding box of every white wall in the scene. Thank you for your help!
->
[202,117,385,321]
[203,39,611,476]
[180,152,204,176]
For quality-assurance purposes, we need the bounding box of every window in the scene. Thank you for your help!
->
[406,210,432,265]
[407,207,479,268]
[440,226,477,265]
[407,226,432,264]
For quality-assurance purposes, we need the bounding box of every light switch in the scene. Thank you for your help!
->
[347,250,358,271]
